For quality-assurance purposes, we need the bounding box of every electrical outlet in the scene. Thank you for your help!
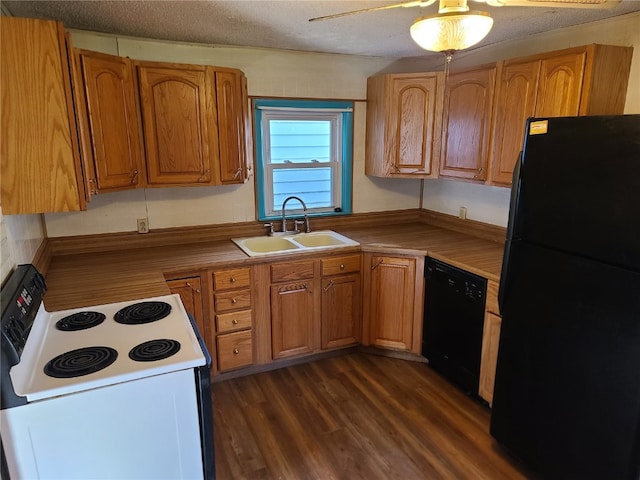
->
[137,218,149,234]
[459,207,467,220]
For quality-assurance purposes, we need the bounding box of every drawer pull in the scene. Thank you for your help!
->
[233,348,239,355]
[230,276,236,283]
[340,264,345,270]
[231,298,238,304]
[231,318,239,325]
[185,282,201,293]
[371,259,384,270]
[323,280,335,292]
[279,283,310,294]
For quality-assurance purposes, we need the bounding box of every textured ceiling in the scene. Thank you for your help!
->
[3,0,640,59]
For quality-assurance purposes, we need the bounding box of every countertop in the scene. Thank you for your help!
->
[43,222,504,311]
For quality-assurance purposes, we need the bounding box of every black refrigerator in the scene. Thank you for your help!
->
[490,115,640,480]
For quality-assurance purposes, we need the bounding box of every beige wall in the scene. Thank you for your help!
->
[0,210,45,284]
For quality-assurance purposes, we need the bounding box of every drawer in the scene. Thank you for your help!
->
[213,267,250,290]
[214,289,251,312]
[321,254,361,276]
[217,330,253,372]
[486,280,500,315]
[216,309,252,333]
[270,260,314,283]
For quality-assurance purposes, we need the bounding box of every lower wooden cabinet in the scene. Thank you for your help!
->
[270,259,317,359]
[269,254,362,360]
[210,266,254,373]
[321,255,361,349]
[166,275,205,342]
[479,280,502,405]
[271,281,316,359]
[362,254,424,353]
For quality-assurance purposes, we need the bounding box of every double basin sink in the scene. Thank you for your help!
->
[232,230,359,257]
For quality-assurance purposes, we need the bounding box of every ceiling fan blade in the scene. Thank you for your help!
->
[308,0,436,22]
[478,0,620,8]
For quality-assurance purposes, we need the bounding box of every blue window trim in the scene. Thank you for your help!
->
[254,98,353,221]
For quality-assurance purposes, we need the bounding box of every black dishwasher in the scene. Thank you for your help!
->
[423,258,487,396]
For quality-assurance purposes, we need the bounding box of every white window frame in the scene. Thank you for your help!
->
[260,109,343,218]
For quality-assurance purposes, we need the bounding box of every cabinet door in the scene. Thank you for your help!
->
[137,63,218,185]
[215,69,248,184]
[166,276,206,344]
[489,60,540,186]
[1,17,85,214]
[479,311,502,405]
[271,282,315,359]
[440,66,496,181]
[388,74,442,176]
[74,50,144,192]
[365,256,416,351]
[535,52,586,117]
[365,73,442,178]
[321,273,361,349]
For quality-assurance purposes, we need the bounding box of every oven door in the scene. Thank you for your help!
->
[1,370,204,479]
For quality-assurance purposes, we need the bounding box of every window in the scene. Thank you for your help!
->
[254,99,353,221]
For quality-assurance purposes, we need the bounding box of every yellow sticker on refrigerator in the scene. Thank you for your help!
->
[529,120,549,135]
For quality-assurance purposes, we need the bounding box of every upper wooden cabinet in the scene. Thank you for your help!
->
[1,17,85,214]
[215,68,251,184]
[439,65,496,182]
[72,50,144,195]
[72,52,251,191]
[137,61,218,186]
[489,44,633,186]
[365,72,444,178]
[487,60,540,186]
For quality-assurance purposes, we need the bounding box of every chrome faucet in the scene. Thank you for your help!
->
[281,196,310,234]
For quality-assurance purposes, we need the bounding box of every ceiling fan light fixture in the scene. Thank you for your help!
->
[410,11,493,54]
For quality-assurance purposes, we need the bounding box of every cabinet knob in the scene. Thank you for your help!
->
[232,318,239,325]
[130,170,139,184]
[340,264,345,270]
[230,276,236,283]
[233,348,240,355]
[231,298,237,304]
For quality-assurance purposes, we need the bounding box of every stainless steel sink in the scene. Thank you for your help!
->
[232,230,359,257]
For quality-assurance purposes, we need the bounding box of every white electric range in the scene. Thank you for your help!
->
[0,265,215,479]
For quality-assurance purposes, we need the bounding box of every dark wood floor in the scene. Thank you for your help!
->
[212,352,532,479]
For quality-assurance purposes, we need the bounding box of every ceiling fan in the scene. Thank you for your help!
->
[309,0,620,60]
